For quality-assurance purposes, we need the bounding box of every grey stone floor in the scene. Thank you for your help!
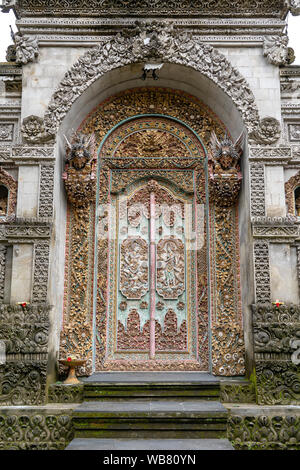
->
[66,438,234,450]
[75,399,227,414]
[83,372,220,384]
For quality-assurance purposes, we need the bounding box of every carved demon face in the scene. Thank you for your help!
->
[71,148,90,170]
[218,146,235,170]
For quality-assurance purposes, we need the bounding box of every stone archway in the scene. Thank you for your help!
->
[43,22,260,137]
[60,88,245,376]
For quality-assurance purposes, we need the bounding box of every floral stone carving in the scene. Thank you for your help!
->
[263,35,295,66]
[208,131,244,207]
[44,22,259,136]
[248,117,281,145]
[62,133,96,206]
[13,33,39,65]
[21,115,54,144]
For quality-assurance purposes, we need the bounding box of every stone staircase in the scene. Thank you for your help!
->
[66,372,234,450]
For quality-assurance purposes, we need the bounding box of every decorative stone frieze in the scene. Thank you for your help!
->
[0,223,52,242]
[250,164,266,217]
[0,0,293,18]
[0,247,7,302]
[0,304,51,406]
[252,303,300,405]
[248,117,281,145]
[252,216,300,241]
[249,146,291,163]
[48,383,84,404]
[253,242,271,303]
[32,243,50,303]
[12,145,55,163]
[263,35,295,66]
[43,24,260,136]
[228,413,300,450]
[0,408,74,450]
[21,116,54,145]
[39,165,54,218]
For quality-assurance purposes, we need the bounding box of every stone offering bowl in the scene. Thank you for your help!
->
[59,359,86,385]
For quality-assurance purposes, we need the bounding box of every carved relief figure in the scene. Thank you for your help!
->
[156,238,185,300]
[120,237,149,300]
[62,132,96,206]
[209,131,244,207]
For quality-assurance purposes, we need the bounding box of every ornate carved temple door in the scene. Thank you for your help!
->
[112,180,191,361]
[95,115,209,371]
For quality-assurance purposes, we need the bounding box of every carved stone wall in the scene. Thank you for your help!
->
[0,408,74,450]
[252,303,300,405]
[0,304,51,406]
[228,412,300,450]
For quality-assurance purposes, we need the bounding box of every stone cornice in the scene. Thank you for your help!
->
[252,216,300,241]
[0,0,292,19]
[0,220,52,242]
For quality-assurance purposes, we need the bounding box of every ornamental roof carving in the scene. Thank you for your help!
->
[1,0,299,19]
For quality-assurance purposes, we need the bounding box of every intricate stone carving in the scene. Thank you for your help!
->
[211,322,245,376]
[3,0,291,18]
[156,238,185,300]
[0,304,51,406]
[253,242,271,303]
[0,410,74,450]
[252,303,300,405]
[32,243,50,303]
[228,414,300,450]
[63,133,96,207]
[43,26,259,136]
[39,165,54,218]
[14,34,39,65]
[249,117,281,145]
[120,237,149,300]
[263,35,295,66]
[61,88,243,375]
[0,247,7,302]
[208,132,243,207]
[0,124,13,142]
[21,116,54,144]
[252,216,300,240]
[289,0,300,16]
[48,383,84,404]
[250,164,266,217]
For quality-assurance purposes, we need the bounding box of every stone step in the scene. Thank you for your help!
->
[66,438,234,450]
[82,372,220,401]
[72,400,228,439]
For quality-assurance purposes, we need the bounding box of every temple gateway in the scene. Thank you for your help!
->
[1,0,300,451]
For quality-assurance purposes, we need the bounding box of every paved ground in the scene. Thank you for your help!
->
[66,438,234,450]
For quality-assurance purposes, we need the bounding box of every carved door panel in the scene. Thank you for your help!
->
[106,178,196,365]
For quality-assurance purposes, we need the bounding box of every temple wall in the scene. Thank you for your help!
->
[0,2,300,408]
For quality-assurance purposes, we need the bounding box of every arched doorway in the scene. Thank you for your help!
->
[60,88,245,376]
